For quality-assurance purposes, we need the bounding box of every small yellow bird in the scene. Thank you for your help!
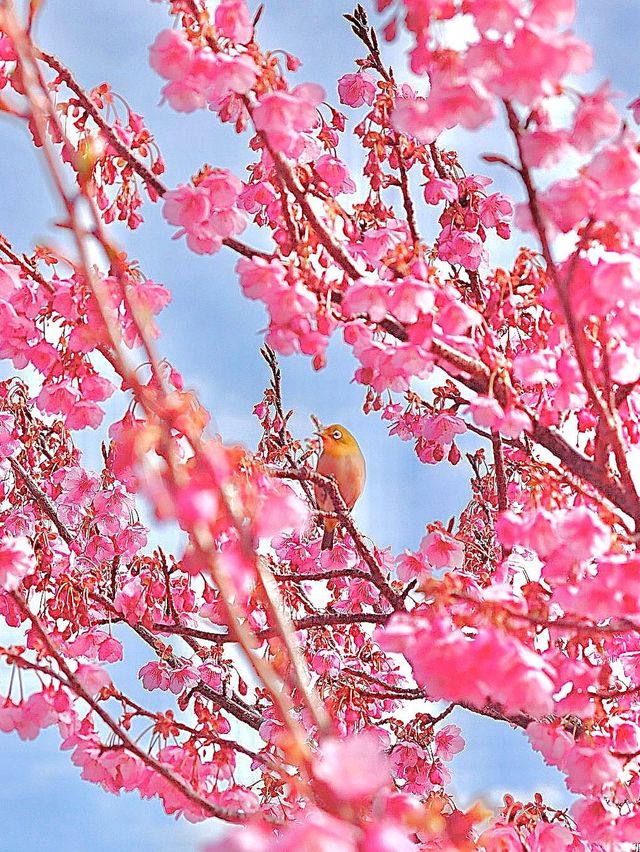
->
[314,424,366,550]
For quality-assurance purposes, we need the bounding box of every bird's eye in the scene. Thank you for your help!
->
[332,429,342,440]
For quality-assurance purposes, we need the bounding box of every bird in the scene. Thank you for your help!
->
[314,423,366,550]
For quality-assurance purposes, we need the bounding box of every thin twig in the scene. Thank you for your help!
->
[10,457,73,544]
[491,430,508,514]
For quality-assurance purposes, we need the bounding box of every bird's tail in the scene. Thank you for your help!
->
[321,524,335,550]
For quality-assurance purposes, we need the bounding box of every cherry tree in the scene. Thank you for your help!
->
[1,0,640,847]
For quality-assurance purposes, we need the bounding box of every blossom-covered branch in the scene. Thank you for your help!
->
[3,0,640,847]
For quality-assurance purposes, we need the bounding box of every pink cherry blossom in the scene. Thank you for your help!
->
[214,0,253,44]
[435,724,465,760]
[465,397,531,438]
[423,177,458,204]
[360,823,415,852]
[253,83,324,157]
[564,745,621,795]
[149,30,194,81]
[420,529,464,569]
[520,128,570,169]
[314,731,390,802]
[392,95,438,143]
[113,576,148,625]
[611,720,640,755]
[163,169,246,254]
[395,549,430,582]
[253,482,308,538]
[0,410,19,460]
[342,277,391,323]
[151,30,257,114]
[478,192,513,230]
[466,0,521,35]
[586,135,640,193]
[59,467,100,506]
[379,612,556,717]
[338,71,376,107]
[527,822,574,852]
[468,26,591,106]
[571,84,621,153]
[527,721,575,768]
[438,225,485,271]
[75,664,111,696]
[276,810,358,852]
[531,0,577,28]
[420,412,466,445]
[477,824,523,851]
[314,154,356,196]
[0,535,36,592]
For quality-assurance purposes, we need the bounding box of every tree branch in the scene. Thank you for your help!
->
[153,610,390,644]
[12,591,249,823]
[36,49,271,261]
[10,456,73,544]
[272,467,403,608]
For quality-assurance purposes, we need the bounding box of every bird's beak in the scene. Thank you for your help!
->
[311,414,325,442]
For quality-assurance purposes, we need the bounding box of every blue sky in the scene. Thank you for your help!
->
[0,1,638,849]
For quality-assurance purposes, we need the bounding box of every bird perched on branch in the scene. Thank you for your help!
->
[314,424,366,550]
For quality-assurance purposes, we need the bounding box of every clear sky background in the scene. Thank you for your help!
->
[0,1,639,849]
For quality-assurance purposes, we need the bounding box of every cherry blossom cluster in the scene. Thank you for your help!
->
[0,32,165,229]
[0,256,169,430]
[149,26,257,115]
[163,167,247,254]
[55,78,166,229]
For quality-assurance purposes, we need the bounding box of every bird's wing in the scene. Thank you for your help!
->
[316,450,365,511]
[337,452,366,509]
[314,452,335,511]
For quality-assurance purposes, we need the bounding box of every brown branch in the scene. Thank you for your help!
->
[255,557,332,735]
[344,6,420,244]
[267,144,364,280]
[451,589,640,638]
[457,700,533,731]
[153,610,390,644]
[260,345,314,503]
[342,666,423,698]
[36,50,270,262]
[0,233,55,293]
[10,457,73,544]
[157,548,179,622]
[38,49,166,197]
[398,161,420,245]
[491,430,508,514]
[89,593,263,731]
[12,591,249,823]
[430,339,640,521]
[113,690,268,766]
[429,143,449,180]
[274,567,371,582]
[223,235,271,260]
[503,99,640,523]
[272,467,403,608]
